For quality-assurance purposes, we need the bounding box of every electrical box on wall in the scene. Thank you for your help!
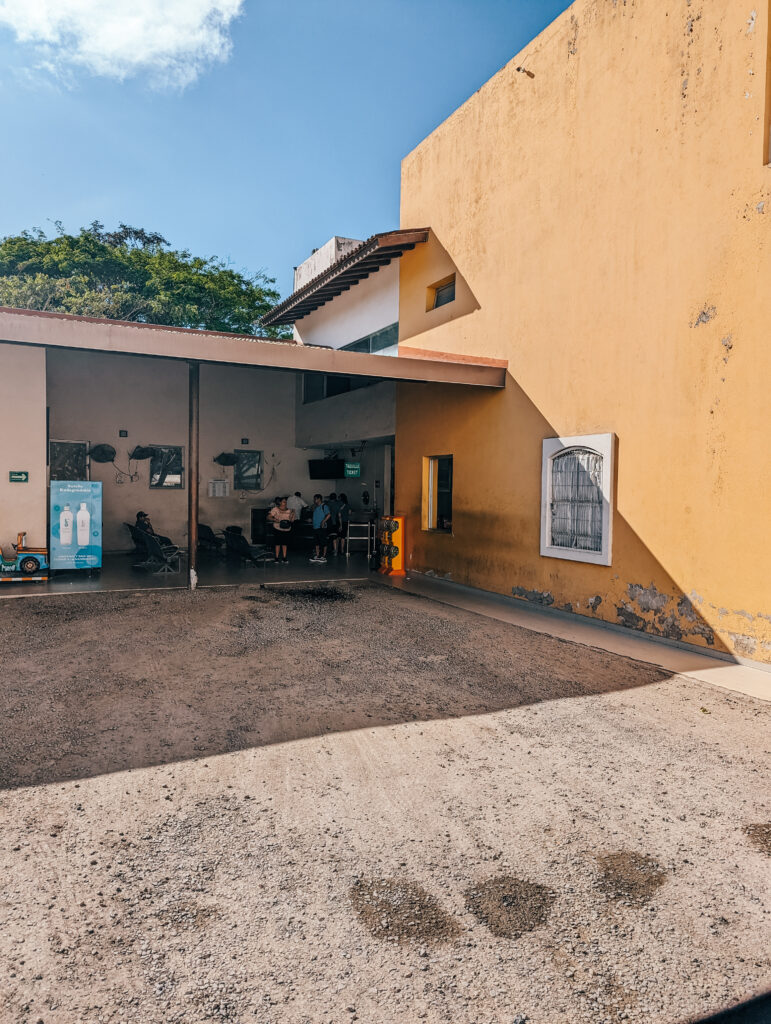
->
[208,479,230,498]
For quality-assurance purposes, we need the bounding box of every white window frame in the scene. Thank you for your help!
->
[540,432,614,566]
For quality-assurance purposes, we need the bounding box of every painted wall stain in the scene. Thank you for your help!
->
[588,595,603,612]
[677,595,699,621]
[568,14,579,57]
[627,583,670,613]
[729,633,757,656]
[512,586,554,606]
[721,335,733,362]
[616,603,648,631]
[692,305,717,327]
[561,602,573,612]
[618,592,715,646]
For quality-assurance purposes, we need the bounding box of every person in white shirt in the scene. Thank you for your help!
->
[287,492,307,519]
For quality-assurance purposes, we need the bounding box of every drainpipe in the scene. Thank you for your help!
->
[188,361,199,590]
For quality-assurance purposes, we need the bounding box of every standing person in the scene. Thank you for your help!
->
[310,493,331,564]
[326,492,341,556]
[287,491,307,519]
[267,497,295,563]
[336,492,350,557]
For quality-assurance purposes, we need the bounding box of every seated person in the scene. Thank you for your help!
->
[135,511,172,547]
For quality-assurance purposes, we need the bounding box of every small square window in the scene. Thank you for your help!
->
[422,455,453,532]
[427,275,456,311]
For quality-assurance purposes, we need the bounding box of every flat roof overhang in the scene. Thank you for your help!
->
[261,229,430,327]
[0,307,507,388]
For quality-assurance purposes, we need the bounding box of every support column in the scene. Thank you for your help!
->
[188,361,199,590]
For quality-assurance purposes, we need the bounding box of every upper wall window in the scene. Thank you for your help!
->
[540,433,614,565]
[342,322,398,354]
[427,275,456,311]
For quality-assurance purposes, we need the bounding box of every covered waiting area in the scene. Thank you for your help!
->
[0,306,506,591]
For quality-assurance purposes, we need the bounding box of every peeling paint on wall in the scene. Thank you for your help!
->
[627,583,670,613]
[588,595,603,612]
[746,9,757,34]
[729,633,757,656]
[692,305,717,327]
[618,588,716,646]
[512,586,554,606]
[568,14,579,57]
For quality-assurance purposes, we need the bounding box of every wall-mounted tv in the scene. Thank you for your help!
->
[308,459,345,479]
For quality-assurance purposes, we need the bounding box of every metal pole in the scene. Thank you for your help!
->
[188,361,199,590]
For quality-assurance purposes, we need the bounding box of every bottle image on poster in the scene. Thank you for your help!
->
[50,482,103,570]
[76,502,90,545]
[60,505,73,545]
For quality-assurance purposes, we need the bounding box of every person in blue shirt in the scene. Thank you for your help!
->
[310,493,331,563]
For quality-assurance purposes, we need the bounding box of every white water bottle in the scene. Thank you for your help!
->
[60,505,73,545]
[76,502,90,545]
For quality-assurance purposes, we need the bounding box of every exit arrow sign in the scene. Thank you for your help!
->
[9,471,28,483]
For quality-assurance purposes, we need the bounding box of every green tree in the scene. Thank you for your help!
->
[0,221,287,337]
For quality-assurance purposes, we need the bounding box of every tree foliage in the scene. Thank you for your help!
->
[0,221,287,336]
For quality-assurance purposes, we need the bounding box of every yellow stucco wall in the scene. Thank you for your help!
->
[396,0,771,662]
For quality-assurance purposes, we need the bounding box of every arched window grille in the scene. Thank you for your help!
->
[550,447,603,552]
[540,433,614,566]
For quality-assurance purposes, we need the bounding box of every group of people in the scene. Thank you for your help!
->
[267,491,350,565]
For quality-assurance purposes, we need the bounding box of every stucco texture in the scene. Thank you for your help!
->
[396,0,771,661]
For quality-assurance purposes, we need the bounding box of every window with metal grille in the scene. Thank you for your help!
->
[550,448,603,552]
[540,433,614,565]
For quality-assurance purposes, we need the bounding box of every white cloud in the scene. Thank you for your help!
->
[0,0,244,89]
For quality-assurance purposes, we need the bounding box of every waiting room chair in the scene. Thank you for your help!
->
[198,523,223,554]
[132,532,181,574]
[224,525,270,567]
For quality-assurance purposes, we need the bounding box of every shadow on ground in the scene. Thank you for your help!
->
[0,580,680,790]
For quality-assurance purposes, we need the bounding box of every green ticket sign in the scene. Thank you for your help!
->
[9,471,28,483]
[344,461,361,478]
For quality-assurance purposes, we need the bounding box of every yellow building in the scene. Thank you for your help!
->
[395,0,771,662]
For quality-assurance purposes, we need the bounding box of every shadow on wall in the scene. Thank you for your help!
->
[396,375,745,661]
[397,229,480,346]
[0,582,674,790]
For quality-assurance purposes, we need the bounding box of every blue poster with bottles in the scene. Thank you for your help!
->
[50,481,103,569]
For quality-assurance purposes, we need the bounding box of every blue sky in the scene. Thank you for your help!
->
[0,1,572,297]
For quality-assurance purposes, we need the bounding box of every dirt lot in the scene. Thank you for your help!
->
[0,581,769,1024]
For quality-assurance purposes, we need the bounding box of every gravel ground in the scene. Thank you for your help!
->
[0,581,769,1024]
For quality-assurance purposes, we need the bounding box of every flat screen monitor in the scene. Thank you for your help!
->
[308,459,345,479]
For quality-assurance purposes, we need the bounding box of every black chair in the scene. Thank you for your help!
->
[198,523,223,554]
[125,522,149,555]
[224,525,270,567]
[133,532,181,574]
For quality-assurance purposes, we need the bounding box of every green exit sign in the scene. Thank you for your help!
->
[344,461,361,478]
[9,471,28,483]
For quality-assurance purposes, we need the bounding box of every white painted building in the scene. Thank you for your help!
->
[264,230,428,512]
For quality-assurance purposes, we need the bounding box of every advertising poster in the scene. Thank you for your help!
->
[50,481,103,569]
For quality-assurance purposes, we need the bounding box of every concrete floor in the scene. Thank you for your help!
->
[0,549,371,597]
